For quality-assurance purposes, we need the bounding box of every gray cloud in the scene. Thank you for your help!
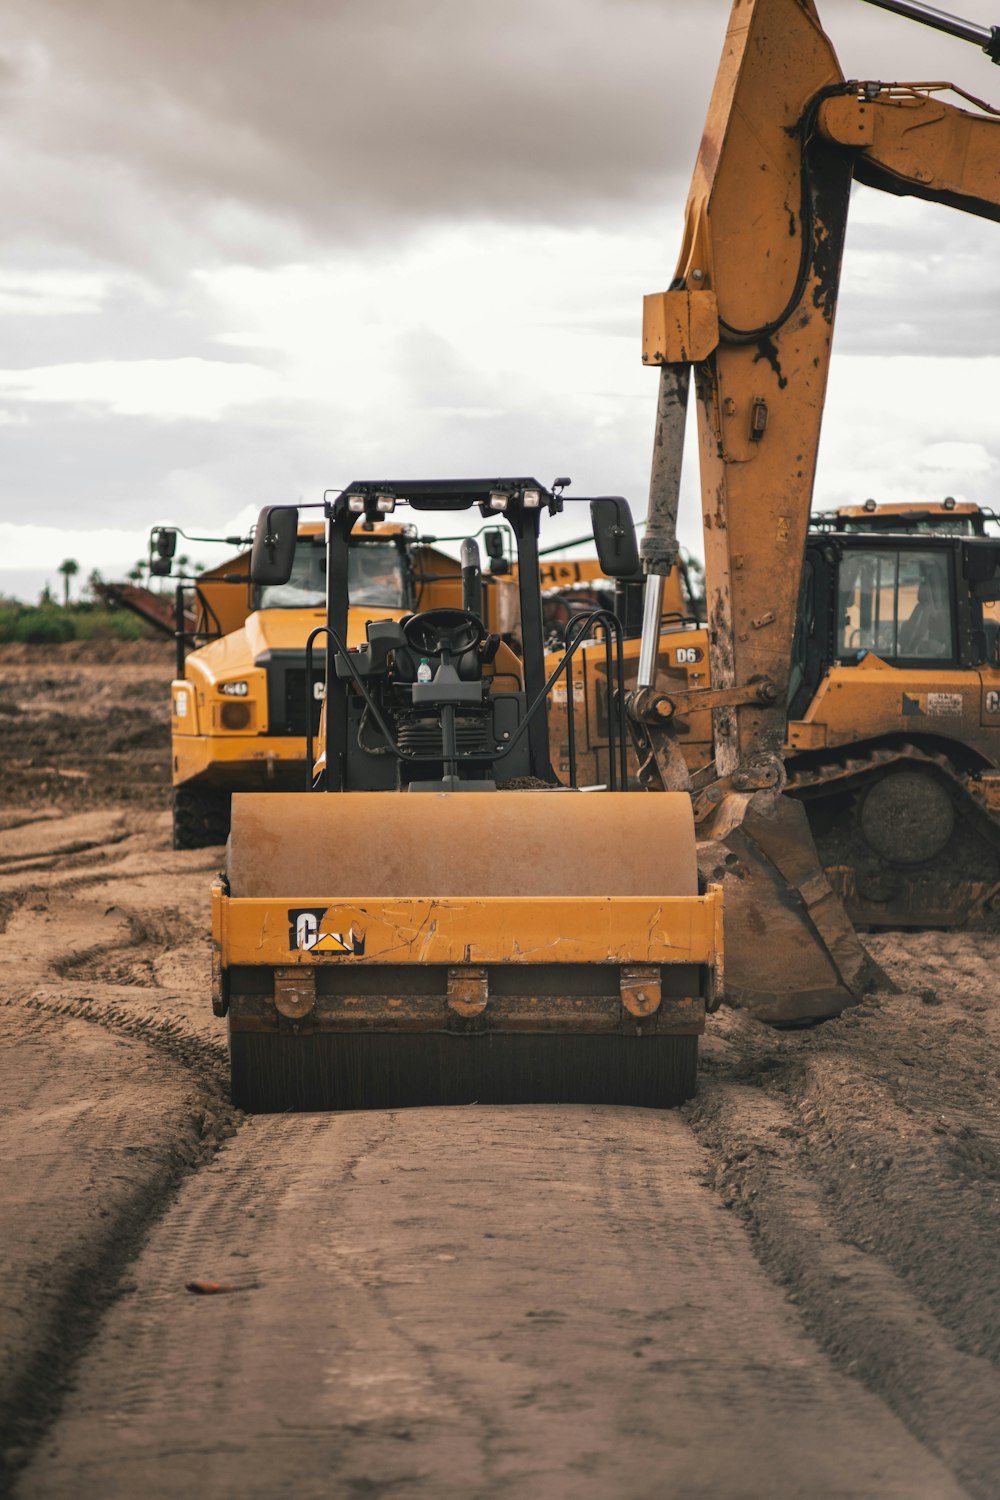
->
[1,0,713,273]
[3,0,1000,599]
[3,0,998,277]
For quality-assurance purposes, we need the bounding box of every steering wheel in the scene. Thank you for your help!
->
[402,608,484,656]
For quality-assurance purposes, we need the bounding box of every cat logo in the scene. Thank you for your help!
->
[287,908,365,956]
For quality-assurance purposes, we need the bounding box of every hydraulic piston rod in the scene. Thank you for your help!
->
[860,0,1000,61]
[638,362,690,689]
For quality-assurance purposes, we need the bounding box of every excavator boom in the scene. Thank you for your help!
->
[637,0,1000,1018]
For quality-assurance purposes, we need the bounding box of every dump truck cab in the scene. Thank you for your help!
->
[166,521,503,846]
[212,479,722,1113]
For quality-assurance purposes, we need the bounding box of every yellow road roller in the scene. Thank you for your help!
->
[211,479,721,1111]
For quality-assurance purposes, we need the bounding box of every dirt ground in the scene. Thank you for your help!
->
[1,643,999,1498]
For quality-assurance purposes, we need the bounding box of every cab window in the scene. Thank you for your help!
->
[256,539,405,610]
[837,549,953,661]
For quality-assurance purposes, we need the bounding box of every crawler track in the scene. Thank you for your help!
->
[788,739,1000,927]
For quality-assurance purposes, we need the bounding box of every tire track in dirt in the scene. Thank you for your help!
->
[688,986,1000,1500]
[0,1009,232,1492]
[15,1109,965,1500]
[0,803,236,1488]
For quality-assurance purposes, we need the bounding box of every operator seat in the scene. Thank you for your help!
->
[898,577,948,657]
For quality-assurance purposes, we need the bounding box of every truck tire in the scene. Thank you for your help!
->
[172,787,231,850]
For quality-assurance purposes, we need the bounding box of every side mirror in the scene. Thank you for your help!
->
[963,540,1000,600]
[483,527,509,575]
[590,497,640,579]
[149,526,177,577]
[250,506,299,585]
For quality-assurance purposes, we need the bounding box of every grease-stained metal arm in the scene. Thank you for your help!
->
[860,0,1000,63]
[638,363,690,689]
[819,81,1000,220]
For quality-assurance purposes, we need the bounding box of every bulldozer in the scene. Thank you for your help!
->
[153,517,519,848]
[547,500,1000,795]
[211,480,722,1112]
[620,0,1000,1014]
[553,491,1000,930]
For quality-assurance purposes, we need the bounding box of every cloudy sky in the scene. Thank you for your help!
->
[2,0,1000,600]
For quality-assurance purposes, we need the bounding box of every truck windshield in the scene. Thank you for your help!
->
[256,538,405,610]
[837,548,954,661]
[839,516,979,537]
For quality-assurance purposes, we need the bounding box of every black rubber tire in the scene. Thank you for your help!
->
[229,1028,698,1113]
[172,786,232,850]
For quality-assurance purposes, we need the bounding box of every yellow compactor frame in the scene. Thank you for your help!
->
[213,791,722,1111]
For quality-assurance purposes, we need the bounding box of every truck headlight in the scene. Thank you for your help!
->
[221,702,252,730]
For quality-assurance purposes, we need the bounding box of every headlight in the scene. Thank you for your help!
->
[221,702,252,730]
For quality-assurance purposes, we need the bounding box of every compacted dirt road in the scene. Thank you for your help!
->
[2,645,999,1498]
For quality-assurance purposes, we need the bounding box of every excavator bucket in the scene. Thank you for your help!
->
[696,790,884,1024]
[212,790,722,1112]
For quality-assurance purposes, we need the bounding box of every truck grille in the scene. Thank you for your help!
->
[258,653,324,738]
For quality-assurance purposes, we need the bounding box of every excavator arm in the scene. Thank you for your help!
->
[636,0,1000,1019]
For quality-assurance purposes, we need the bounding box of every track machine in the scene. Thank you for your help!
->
[212,479,722,1112]
[622,0,1000,1016]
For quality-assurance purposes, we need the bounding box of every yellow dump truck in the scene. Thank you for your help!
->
[156,519,514,847]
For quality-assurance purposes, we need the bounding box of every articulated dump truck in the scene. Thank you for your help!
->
[212,480,722,1112]
[152,518,518,848]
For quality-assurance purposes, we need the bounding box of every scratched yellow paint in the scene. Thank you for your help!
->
[215,889,722,970]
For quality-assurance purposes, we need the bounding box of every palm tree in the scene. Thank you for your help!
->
[58,558,79,606]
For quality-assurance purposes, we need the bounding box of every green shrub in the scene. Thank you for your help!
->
[13,608,77,644]
[0,598,158,645]
[73,609,149,641]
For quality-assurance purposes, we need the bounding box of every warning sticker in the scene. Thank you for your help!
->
[551,680,585,705]
[925,692,963,717]
[902,692,963,718]
[287,908,365,956]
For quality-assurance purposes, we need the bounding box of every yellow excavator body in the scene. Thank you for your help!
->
[625,0,1000,1010]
